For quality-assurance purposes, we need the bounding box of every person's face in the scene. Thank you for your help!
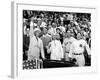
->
[52,35,57,40]
[67,32,71,38]
[61,22,63,26]
[48,25,52,29]
[34,31,40,37]
[52,23,56,28]
[43,28,47,35]
[77,33,82,40]
[56,29,60,33]
[48,21,51,25]
[71,33,75,37]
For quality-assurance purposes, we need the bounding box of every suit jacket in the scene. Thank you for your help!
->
[41,34,52,48]
[23,34,30,51]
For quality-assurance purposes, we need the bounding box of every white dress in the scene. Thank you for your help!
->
[48,40,64,60]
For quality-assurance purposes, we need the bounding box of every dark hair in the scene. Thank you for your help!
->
[56,28,61,31]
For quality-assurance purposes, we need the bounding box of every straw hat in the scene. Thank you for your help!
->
[33,28,41,33]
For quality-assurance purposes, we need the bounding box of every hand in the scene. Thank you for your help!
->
[45,46,48,49]
[42,58,46,61]
[48,44,51,48]
[68,57,72,61]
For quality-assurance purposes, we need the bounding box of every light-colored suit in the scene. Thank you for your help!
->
[28,35,45,60]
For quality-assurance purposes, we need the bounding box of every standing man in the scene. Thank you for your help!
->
[69,32,90,66]
[62,31,76,61]
[41,27,52,59]
[28,28,45,60]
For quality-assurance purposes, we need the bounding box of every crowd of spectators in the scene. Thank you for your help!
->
[23,10,91,64]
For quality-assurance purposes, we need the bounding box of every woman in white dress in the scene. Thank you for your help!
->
[47,35,64,60]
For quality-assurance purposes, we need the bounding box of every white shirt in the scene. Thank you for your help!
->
[69,39,90,57]
[47,40,64,60]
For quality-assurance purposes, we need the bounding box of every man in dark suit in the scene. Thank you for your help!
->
[41,27,52,59]
[23,28,30,60]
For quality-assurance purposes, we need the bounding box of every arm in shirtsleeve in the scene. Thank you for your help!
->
[84,41,91,55]
[40,40,45,59]
[29,21,35,37]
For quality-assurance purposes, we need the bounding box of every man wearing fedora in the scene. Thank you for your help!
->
[41,27,52,59]
[28,28,45,60]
